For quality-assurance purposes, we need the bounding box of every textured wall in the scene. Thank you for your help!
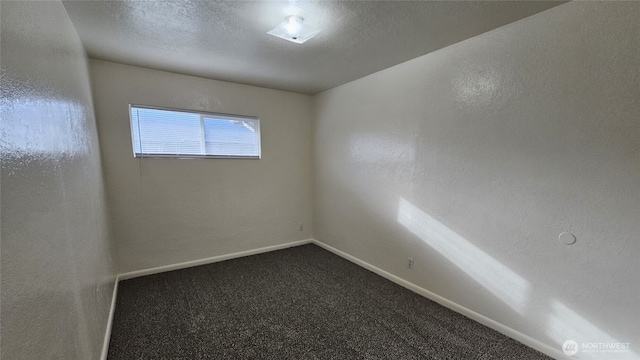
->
[89,60,313,273]
[0,2,116,359]
[313,2,639,359]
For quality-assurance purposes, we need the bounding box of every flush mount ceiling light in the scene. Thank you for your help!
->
[267,15,320,44]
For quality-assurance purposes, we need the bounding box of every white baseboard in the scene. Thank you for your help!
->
[100,278,119,360]
[310,239,566,360]
[118,239,314,280]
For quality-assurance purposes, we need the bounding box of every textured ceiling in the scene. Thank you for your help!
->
[63,1,564,95]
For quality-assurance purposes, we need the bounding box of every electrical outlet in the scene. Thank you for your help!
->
[298,223,304,231]
[407,257,414,269]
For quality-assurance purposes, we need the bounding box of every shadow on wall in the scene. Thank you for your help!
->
[396,196,636,360]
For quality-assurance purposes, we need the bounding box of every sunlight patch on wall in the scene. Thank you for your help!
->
[0,99,89,159]
[547,300,637,359]
[397,197,530,315]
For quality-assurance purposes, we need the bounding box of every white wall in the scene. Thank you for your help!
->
[313,2,639,359]
[90,60,313,273]
[0,2,116,359]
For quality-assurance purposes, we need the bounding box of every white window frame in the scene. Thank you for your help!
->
[129,104,261,159]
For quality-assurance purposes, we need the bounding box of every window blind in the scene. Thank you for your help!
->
[130,105,261,159]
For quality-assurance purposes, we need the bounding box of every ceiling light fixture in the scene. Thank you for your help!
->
[267,15,320,44]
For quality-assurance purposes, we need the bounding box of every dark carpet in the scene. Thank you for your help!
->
[107,244,550,359]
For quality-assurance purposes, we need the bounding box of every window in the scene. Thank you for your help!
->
[129,105,261,159]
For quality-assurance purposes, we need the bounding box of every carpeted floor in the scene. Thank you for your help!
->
[108,244,550,359]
